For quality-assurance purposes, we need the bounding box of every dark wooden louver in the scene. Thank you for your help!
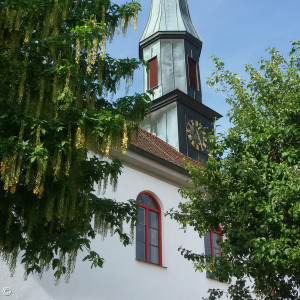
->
[188,56,198,90]
[149,57,158,89]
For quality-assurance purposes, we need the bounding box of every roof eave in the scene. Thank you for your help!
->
[139,31,202,59]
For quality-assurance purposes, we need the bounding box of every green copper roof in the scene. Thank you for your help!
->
[140,0,201,43]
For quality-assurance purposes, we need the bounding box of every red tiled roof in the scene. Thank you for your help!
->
[130,128,203,170]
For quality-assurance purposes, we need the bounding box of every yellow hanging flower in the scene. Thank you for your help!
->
[24,25,32,44]
[91,38,99,66]
[133,7,138,31]
[86,47,92,74]
[36,125,41,145]
[38,185,44,199]
[34,158,47,198]
[7,9,17,32]
[13,155,23,188]
[100,33,106,60]
[0,157,8,179]
[62,0,69,21]
[15,9,23,31]
[75,38,80,65]
[65,124,72,176]
[122,123,128,154]
[53,151,62,179]
[1,155,18,193]
[122,15,128,36]
[10,185,16,194]
[64,73,70,91]
[105,136,111,158]
[75,126,85,149]
[49,2,59,27]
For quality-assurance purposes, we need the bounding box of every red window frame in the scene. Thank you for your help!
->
[188,56,198,90]
[136,191,162,266]
[210,226,223,257]
[148,57,158,89]
[205,225,223,279]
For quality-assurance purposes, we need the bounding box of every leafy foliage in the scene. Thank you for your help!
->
[169,41,300,299]
[0,0,151,284]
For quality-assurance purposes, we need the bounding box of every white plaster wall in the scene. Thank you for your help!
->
[0,155,228,300]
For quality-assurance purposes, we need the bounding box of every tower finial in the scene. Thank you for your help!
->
[140,0,202,44]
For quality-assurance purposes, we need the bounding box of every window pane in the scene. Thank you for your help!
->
[137,207,145,224]
[141,194,150,206]
[136,242,145,261]
[148,228,158,246]
[136,224,145,242]
[140,194,158,209]
[148,199,158,209]
[149,246,159,264]
[136,195,143,204]
[204,232,211,255]
[213,232,220,249]
[148,211,158,229]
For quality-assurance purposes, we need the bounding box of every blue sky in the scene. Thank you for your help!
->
[108,0,300,134]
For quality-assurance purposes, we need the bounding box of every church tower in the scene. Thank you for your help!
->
[140,0,221,161]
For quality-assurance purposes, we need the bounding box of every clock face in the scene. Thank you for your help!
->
[186,120,207,151]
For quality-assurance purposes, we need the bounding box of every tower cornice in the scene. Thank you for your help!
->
[139,31,202,59]
[150,89,222,121]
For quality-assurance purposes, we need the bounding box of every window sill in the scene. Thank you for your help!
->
[206,275,219,281]
[148,85,159,91]
[189,85,199,91]
[136,259,167,269]
[206,275,231,284]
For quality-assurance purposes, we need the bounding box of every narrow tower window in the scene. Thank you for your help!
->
[148,57,158,89]
[188,56,198,90]
[136,192,162,265]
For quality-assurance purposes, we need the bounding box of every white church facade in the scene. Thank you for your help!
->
[1,1,229,299]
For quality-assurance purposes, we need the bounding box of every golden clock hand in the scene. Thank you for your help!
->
[196,128,201,142]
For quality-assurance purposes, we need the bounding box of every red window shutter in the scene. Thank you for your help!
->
[188,56,198,89]
[149,57,158,89]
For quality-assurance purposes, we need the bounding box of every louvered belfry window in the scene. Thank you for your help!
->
[148,57,158,89]
[188,56,198,90]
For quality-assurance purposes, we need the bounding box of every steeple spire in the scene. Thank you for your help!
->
[139,0,203,102]
[140,0,221,162]
[140,0,202,43]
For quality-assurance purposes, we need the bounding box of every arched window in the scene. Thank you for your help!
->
[136,192,162,265]
[204,226,223,279]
